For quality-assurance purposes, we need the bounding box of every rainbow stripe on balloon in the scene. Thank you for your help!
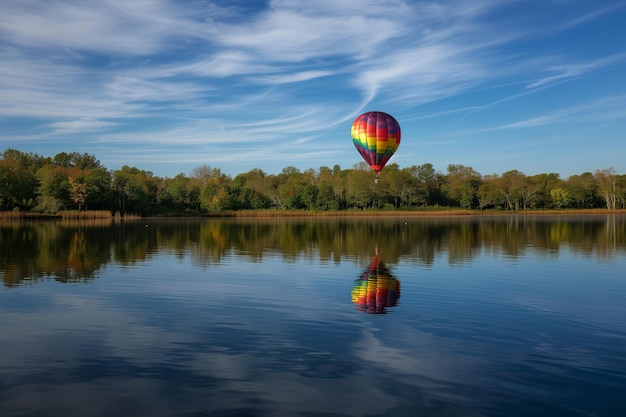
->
[351,111,401,182]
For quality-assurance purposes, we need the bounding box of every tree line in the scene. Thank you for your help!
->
[1,148,624,215]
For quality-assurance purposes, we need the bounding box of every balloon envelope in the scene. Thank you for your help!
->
[351,111,401,180]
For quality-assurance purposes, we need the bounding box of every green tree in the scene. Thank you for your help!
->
[300,183,319,210]
[617,175,626,208]
[550,187,571,209]
[277,167,307,210]
[199,168,233,212]
[346,163,377,209]
[444,164,482,209]
[331,165,348,209]
[563,172,598,208]
[84,167,114,210]
[53,152,102,169]
[412,163,444,206]
[381,164,419,208]
[499,170,526,210]
[477,174,506,210]
[315,182,338,210]
[0,149,44,211]
[529,173,560,208]
[231,169,272,210]
[36,164,70,212]
[113,166,157,215]
[314,166,341,210]
[165,173,200,212]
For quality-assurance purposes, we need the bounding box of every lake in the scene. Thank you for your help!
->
[1,215,625,417]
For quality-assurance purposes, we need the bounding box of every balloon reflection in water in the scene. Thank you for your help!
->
[351,257,400,314]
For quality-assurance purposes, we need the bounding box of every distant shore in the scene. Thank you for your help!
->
[224,208,626,217]
[2,208,626,221]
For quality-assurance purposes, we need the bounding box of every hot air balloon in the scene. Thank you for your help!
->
[351,111,401,183]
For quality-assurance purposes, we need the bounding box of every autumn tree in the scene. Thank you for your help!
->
[68,173,88,210]
[40,152,114,211]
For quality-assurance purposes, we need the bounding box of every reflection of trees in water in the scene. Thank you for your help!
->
[1,215,625,286]
[0,220,114,286]
[352,256,400,314]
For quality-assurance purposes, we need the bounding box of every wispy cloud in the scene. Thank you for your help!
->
[482,94,626,132]
[0,0,208,54]
[50,118,119,134]
[0,0,625,176]
[525,53,626,89]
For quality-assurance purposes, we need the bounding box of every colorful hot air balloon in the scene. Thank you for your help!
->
[351,111,401,183]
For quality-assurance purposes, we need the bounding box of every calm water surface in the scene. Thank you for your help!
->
[1,215,625,417]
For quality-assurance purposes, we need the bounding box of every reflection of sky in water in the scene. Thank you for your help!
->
[401,250,626,332]
[1,244,625,416]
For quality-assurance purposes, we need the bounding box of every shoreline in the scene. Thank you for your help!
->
[227,208,626,217]
[2,208,626,220]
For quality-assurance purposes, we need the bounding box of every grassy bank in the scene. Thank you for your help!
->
[2,208,625,220]
[0,211,61,220]
[0,210,141,220]
[216,208,626,218]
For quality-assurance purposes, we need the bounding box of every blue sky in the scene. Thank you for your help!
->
[1,0,625,179]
